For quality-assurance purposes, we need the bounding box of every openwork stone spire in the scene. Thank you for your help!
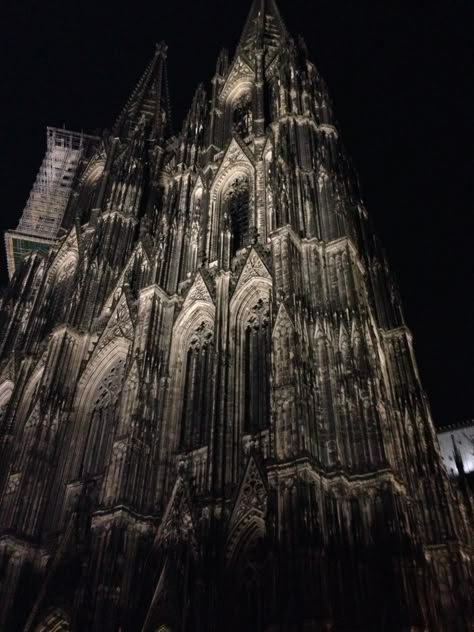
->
[237,0,289,55]
[0,1,472,631]
[113,42,172,140]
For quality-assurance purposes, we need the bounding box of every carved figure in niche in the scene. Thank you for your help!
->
[232,92,253,138]
[225,177,250,255]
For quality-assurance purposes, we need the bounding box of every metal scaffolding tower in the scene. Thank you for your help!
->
[5,127,96,278]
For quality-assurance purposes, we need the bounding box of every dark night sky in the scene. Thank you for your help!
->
[0,0,472,426]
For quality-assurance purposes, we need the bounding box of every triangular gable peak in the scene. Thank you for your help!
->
[79,145,107,186]
[234,246,272,296]
[182,271,215,310]
[48,227,80,276]
[155,476,198,554]
[102,243,150,312]
[272,301,295,338]
[191,174,205,199]
[59,225,80,254]
[226,454,268,562]
[220,55,255,103]
[141,559,179,632]
[313,314,329,344]
[94,291,135,357]
[338,319,350,346]
[211,137,255,201]
[259,135,274,161]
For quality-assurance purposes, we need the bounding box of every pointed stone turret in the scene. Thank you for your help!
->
[176,83,208,168]
[237,0,288,56]
[113,42,172,141]
[0,1,473,631]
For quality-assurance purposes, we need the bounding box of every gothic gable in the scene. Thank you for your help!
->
[233,246,272,296]
[78,149,106,187]
[93,291,135,357]
[259,135,274,161]
[102,242,151,312]
[0,2,471,629]
[191,174,204,197]
[272,301,295,338]
[52,226,80,265]
[220,55,254,102]
[142,559,181,632]
[226,454,268,563]
[211,137,255,202]
[314,314,332,345]
[155,476,198,554]
[181,271,215,310]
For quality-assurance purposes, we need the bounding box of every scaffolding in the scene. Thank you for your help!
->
[5,127,96,278]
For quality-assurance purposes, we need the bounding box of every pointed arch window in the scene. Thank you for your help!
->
[49,256,78,322]
[180,322,214,451]
[244,299,271,433]
[232,92,253,138]
[225,177,250,256]
[80,355,126,478]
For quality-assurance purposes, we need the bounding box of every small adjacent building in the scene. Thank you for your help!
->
[438,420,474,478]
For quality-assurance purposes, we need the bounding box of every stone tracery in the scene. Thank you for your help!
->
[225,176,250,255]
[0,1,471,630]
[180,321,214,451]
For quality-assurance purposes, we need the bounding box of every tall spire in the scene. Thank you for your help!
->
[237,0,288,56]
[113,42,172,140]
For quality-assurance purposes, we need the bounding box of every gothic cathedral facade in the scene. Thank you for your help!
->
[0,2,472,631]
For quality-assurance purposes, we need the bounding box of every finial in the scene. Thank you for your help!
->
[155,41,168,57]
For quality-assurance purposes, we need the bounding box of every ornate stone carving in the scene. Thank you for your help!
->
[183,274,213,306]
[189,321,213,350]
[220,57,254,101]
[234,248,271,295]
[92,356,126,410]
[156,478,197,554]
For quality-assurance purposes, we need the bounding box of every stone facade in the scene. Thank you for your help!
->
[0,1,472,630]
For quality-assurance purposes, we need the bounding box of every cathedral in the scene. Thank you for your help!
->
[0,1,473,630]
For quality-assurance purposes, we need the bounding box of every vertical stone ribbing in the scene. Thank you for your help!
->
[0,1,472,631]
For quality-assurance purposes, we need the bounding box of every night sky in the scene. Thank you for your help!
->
[1,0,472,427]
